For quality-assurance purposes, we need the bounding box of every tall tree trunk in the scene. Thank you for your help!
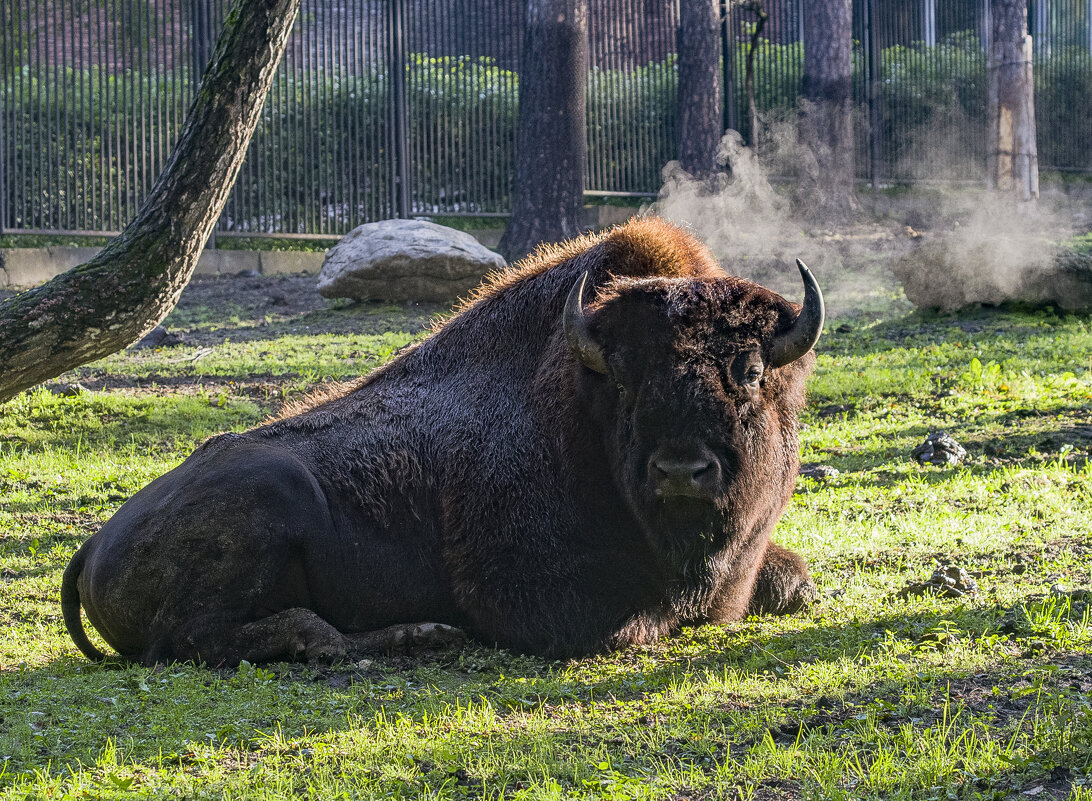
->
[800,0,857,220]
[0,0,301,404]
[676,0,722,176]
[987,0,1039,201]
[499,0,588,262]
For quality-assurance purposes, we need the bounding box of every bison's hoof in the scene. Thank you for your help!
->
[784,579,818,613]
[305,641,349,663]
[287,631,347,663]
[407,622,468,649]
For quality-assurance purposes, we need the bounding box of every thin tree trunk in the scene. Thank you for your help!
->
[744,1,768,146]
[987,0,1039,201]
[676,0,722,176]
[499,0,588,262]
[800,0,857,220]
[0,0,301,404]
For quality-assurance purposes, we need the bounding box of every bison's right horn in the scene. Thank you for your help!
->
[564,272,608,374]
[769,259,825,368]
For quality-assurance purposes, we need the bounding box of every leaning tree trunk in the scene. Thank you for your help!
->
[987,0,1039,201]
[499,0,588,263]
[676,0,722,177]
[800,0,858,220]
[0,0,301,404]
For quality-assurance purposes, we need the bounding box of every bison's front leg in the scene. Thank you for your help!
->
[748,542,816,616]
[202,615,468,664]
[346,622,467,656]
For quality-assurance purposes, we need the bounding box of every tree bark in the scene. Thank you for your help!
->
[499,0,588,263]
[987,0,1039,201]
[0,0,301,404]
[800,0,857,220]
[676,0,722,176]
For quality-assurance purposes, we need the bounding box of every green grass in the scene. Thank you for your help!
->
[1,280,1091,799]
[0,235,113,249]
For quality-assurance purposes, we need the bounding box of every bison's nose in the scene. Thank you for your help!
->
[650,451,722,499]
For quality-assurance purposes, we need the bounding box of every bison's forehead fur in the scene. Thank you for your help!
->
[594,275,796,346]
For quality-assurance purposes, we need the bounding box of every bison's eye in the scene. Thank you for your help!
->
[731,352,764,389]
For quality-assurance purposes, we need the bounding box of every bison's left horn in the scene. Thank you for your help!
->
[564,272,608,374]
[769,259,825,368]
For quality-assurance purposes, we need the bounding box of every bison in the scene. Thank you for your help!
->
[62,218,824,665]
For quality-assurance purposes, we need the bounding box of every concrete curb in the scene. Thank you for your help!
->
[0,247,326,289]
[0,210,637,290]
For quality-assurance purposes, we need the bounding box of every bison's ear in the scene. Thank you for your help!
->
[564,273,608,374]
[769,259,825,368]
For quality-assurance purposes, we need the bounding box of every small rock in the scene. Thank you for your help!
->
[132,325,185,349]
[45,382,86,398]
[132,325,169,349]
[897,564,978,599]
[799,463,840,480]
[912,431,967,466]
[818,403,855,418]
[1022,640,1048,657]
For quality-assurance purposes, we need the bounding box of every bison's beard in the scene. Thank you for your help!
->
[644,496,730,568]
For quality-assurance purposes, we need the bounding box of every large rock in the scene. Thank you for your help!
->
[317,220,506,302]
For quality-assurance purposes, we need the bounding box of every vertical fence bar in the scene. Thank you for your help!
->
[721,0,737,136]
[0,0,8,235]
[388,0,410,218]
[190,0,215,242]
[868,0,882,187]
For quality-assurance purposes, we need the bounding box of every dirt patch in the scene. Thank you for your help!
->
[164,273,449,346]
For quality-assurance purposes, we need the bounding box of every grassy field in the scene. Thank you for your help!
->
[1,267,1091,800]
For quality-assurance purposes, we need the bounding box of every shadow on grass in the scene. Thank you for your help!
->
[797,408,1090,475]
[818,305,1080,361]
[2,594,1085,794]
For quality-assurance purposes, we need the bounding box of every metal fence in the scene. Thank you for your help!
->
[724,0,1092,182]
[1,0,1090,238]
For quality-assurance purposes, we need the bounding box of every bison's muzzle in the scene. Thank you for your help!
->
[649,446,722,500]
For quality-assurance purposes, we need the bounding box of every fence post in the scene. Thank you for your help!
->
[721,0,738,136]
[191,0,216,246]
[867,0,883,189]
[387,0,411,219]
[0,86,6,236]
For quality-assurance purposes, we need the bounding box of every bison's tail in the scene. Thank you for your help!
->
[61,541,108,662]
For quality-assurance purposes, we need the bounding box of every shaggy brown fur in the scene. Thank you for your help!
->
[62,218,819,665]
